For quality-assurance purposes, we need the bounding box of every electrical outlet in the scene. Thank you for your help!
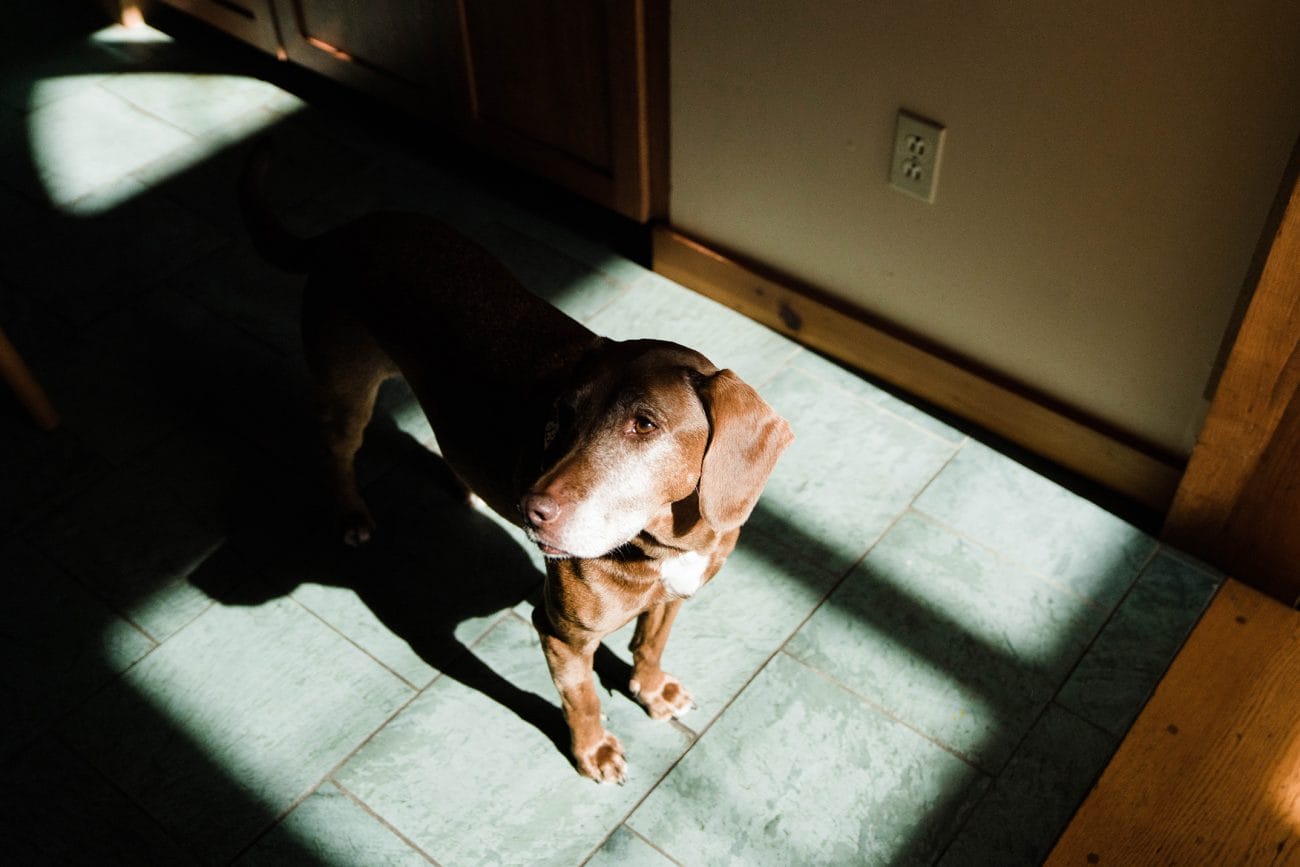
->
[889,110,945,203]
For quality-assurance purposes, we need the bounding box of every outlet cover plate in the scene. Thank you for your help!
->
[889,110,945,203]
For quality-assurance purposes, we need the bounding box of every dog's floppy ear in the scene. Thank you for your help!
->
[696,369,794,531]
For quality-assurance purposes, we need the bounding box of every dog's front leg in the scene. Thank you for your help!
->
[532,608,626,784]
[628,600,696,720]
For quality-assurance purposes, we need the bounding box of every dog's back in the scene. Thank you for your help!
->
[240,143,599,518]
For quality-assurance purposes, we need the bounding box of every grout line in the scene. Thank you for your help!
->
[49,728,204,866]
[928,700,1126,867]
[306,598,528,794]
[591,523,892,855]
[287,592,429,693]
[331,778,443,865]
[623,824,687,866]
[905,485,1157,619]
[785,356,968,448]
[580,822,685,867]
[778,647,997,775]
[574,280,639,326]
[19,527,166,651]
[752,344,806,389]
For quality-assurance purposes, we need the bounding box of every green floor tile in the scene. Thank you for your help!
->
[1056,549,1221,734]
[746,366,958,572]
[102,69,297,139]
[13,83,194,205]
[0,737,191,864]
[0,181,227,325]
[629,652,987,866]
[791,349,965,444]
[787,512,1109,771]
[63,597,412,865]
[335,614,691,866]
[166,240,304,357]
[938,704,1115,866]
[237,782,428,866]
[27,462,235,640]
[586,826,679,866]
[473,221,633,322]
[914,439,1156,608]
[0,539,154,760]
[38,308,184,463]
[0,403,108,530]
[586,270,800,385]
[287,533,530,691]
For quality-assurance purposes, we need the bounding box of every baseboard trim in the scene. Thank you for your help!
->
[652,225,1185,515]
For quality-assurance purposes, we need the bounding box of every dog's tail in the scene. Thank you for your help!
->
[238,140,313,273]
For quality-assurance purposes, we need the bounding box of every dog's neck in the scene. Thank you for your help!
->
[629,493,723,560]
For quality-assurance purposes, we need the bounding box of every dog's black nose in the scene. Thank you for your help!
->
[523,493,560,527]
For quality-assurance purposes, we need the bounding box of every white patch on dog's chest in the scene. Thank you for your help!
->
[660,551,709,597]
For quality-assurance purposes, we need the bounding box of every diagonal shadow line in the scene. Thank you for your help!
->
[738,498,1130,863]
[746,500,1074,732]
[186,412,572,754]
[0,16,400,866]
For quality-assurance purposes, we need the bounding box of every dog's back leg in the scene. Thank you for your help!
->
[303,293,397,546]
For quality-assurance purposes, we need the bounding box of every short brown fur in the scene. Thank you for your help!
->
[240,144,793,783]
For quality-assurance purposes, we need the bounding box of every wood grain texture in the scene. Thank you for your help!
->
[247,0,665,221]
[1047,579,1300,865]
[652,226,1184,514]
[459,0,666,220]
[462,0,610,169]
[1165,154,1300,602]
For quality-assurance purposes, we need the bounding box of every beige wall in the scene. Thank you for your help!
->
[669,1,1300,456]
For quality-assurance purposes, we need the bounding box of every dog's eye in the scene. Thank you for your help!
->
[632,415,658,435]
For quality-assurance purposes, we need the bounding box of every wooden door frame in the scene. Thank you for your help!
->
[1164,137,1300,603]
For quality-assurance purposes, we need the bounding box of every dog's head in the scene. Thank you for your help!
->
[520,339,793,559]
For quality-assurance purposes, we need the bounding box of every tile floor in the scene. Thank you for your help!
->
[0,12,1223,866]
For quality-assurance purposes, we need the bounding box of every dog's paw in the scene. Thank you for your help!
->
[575,731,627,784]
[630,672,696,721]
[339,510,375,547]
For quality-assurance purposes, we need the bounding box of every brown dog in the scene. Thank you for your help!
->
[240,145,793,783]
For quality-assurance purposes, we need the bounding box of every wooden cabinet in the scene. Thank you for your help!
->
[151,0,281,55]
[148,0,666,221]
[270,0,462,120]
[458,0,664,220]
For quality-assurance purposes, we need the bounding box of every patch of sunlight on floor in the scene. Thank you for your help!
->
[1272,731,1300,832]
[91,19,173,49]
[26,23,302,216]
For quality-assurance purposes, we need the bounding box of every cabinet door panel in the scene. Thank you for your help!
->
[460,0,665,220]
[272,0,461,116]
[463,0,610,171]
[155,0,666,221]
[154,0,282,54]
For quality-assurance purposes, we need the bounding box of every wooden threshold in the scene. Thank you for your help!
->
[652,226,1184,515]
[1047,579,1300,864]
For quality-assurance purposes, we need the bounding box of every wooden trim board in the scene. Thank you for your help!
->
[653,226,1185,514]
[1163,145,1300,603]
[1047,579,1300,864]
